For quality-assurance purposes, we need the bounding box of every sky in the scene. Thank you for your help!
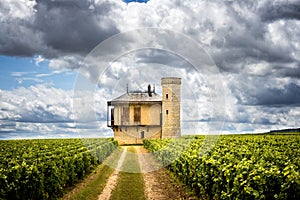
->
[0,0,300,139]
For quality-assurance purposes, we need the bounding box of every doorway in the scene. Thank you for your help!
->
[141,131,145,139]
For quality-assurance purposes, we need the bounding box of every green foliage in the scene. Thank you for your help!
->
[144,135,300,200]
[0,138,117,200]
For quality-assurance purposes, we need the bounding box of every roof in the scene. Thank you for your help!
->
[109,92,162,103]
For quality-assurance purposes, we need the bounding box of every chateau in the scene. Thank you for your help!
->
[107,77,181,145]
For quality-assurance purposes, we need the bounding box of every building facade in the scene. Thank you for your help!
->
[107,77,181,145]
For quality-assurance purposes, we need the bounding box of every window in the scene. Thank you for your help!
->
[121,107,129,125]
[166,110,169,115]
[111,108,114,126]
[134,107,141,123]
[166,94,169,99]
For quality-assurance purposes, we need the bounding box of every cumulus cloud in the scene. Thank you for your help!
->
[0,85,73,123]
[222,72,300,133]
[1,0,299,74]
[0,84,113,138]
[1,0,300,135]
[0,0,119,57]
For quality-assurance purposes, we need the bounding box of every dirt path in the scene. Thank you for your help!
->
[97,147,127,200]
[64,146,196,200]
[136,146,197,200]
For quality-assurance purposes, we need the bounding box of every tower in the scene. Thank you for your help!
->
[161,77,181,138]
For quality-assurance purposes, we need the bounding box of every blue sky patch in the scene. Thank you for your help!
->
[0,56,76,90]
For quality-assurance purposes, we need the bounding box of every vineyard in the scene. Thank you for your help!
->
[1,134,299,200]
[0,138,117,200]
[144,134,300,200]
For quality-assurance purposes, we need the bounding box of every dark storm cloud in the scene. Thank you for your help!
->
[213,45,294,74]
[278,65,300,79]
[0,0,119,58]
[255,82,300,106]
[224,36,293,64]
[34,0,119,57]
[231,78,300,106]
[261,2,300,21]
[135,49,186,67]
[0,17,46,57]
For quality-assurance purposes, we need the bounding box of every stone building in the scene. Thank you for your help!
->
[107,77,181,145]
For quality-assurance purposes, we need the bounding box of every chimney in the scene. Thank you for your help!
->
[148,84,152,97]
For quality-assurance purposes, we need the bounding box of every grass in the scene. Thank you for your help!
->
[68,165,114,200]
[62,148,124,200]
[110,146,145,200]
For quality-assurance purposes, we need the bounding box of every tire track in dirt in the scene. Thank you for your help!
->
[135,146,167,199]
[136,146,197,200]
[98,147,127,200]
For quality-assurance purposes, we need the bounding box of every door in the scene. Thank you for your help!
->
[141,131,145,139]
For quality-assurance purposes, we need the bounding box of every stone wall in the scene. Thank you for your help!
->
[114,126,161,145]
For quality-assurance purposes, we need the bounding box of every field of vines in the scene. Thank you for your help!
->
[144,134,300,200]
[0,138,117,200]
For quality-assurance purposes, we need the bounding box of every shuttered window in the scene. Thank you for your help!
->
[134,107,141,123]
[121,107,129,125]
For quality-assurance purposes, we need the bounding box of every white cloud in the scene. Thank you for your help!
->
[0,0,36,19]
[34,55,46,66]
[16,77,44,84]
[1,0,300,137]
[0,84,114,138]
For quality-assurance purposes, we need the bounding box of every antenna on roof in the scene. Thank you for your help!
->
[153,84,155,93]
[126,84,129,93]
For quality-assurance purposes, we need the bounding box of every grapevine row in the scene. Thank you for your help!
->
[144,135,300,199]
[0,138,117,200]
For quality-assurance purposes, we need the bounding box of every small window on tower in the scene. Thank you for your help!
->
[166,110,169,115]
[166,94,168,99]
